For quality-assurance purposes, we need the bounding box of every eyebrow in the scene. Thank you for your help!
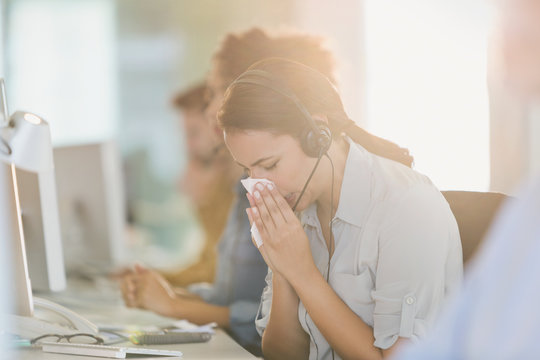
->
[235,156,275,169]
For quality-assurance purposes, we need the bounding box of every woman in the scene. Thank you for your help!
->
[217,57,463,360]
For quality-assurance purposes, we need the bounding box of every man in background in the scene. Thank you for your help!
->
[161,83,235,287]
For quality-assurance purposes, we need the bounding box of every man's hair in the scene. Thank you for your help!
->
[211,27,337,91]
[172,82,207,111]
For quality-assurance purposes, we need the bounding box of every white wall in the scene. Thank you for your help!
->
[364,0,491,191]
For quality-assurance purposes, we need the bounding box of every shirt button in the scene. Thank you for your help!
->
[406,296,415,305]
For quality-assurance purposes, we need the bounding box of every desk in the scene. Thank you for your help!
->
[6,329,255,359]
[6,277,258,359]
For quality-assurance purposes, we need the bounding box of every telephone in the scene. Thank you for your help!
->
[3,296,99,339]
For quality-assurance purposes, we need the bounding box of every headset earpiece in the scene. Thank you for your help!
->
[231,69,332,158]
[300,120,332,158]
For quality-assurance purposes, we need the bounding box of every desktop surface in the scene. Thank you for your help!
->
[9,276,257,360]
[7,329,255,360]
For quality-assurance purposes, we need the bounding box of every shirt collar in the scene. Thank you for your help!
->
[300,203,319,228]
[335,137,372,227]
[300,136,372,229]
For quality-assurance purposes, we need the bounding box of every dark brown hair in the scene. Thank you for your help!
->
[210,28,337,92]
[172,82,207,111]
[218,58,413,167]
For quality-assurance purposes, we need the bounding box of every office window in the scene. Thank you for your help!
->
[364,0,491,191]
[6,0,117,145]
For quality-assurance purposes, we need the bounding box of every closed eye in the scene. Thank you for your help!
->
[264,161,278,171]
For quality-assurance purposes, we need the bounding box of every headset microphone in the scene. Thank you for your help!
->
[292,149,324,211]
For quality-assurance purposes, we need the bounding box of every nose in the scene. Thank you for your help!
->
[249,170,274,184]
[249,169,264,179]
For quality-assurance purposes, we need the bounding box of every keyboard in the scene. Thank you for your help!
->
[130,331,212,345]
[40,341,183,358]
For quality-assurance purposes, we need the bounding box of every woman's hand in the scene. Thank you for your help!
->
[246,182,318,288]
[119,264,178,317]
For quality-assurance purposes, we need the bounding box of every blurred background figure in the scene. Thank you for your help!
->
[119,27,342,356]
[393,0,540,358]
[161,82,234,287]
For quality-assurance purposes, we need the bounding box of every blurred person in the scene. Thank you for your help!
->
[162,82,236,286]
[120,28,347,356]
[116,84,233,287]
[218,57,463,360]
[392,0,540,358]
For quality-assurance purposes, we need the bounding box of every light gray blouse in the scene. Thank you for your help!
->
[255,138,463,360]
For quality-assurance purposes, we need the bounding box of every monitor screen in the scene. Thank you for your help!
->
[16,165,66,292]
[54,141,126,275]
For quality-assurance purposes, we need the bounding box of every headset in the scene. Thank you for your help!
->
[231,69,332,158]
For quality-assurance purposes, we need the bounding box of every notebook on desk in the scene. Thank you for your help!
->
[40,341,183,358]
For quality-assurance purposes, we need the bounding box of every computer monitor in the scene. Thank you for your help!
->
[53,141,126,274]
[0,83,11,350]
[0,79,32,319]
[16,164,66,292]
[0,78,66,296]
[0,80,99,339]
[0,162,32,316]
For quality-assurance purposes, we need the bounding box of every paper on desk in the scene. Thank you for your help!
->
[170,320,217,334]
[240,178,275,248]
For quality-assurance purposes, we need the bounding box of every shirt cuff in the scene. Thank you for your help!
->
[373,292,429,349]
[187,282,215,303]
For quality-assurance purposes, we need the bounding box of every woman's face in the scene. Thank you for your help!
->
[224,129,324,211]
[182,108,215,159]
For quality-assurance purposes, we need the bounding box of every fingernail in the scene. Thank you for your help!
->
[254,191,261,199]
[267,183,274,190]
[256,183,264,191]
[252,207,258,214]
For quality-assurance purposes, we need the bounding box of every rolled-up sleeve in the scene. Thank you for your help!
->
[371,185,462,349]
[255,268,274,336]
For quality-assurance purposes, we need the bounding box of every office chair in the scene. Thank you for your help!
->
[442,191,509,265]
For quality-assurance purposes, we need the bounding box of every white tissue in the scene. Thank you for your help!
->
[241,178,275,248]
